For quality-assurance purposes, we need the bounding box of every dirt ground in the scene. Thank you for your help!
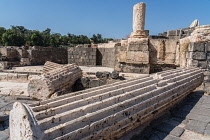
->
[0,82,28,96]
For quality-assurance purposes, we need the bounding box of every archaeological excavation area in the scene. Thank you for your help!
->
[0,2,210,140]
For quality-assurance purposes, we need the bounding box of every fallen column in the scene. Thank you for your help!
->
[10,68,203,140]
[42,61,63,73]
[28,62,82,100]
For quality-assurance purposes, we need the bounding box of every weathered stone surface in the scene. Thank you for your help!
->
[164,135,181,140]
[126,51,149,64]
[167,30,177,36]
[149,39,177,65]
[188,42,205,52]
[10,68,203,140]
[20,58,31,66]
[68,47,97,66]
[42,61,63,73]
[190,25,210,42]
[188,52,206,60]
[96,71,110,79]
[28,62,82,100]
[198,61,207,69]
[190,19,199,28]
[130,3,148,38]
[187,59,198,67]
[205,124,210,136]
[186,113,210,123]
[110,70,119,79]
[133,3,145,32]
[0,131,9,140]
[128,42,148,51]
[185,120,207,134]
[170,127,185,137]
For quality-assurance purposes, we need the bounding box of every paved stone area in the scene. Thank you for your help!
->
[131,89,210,140]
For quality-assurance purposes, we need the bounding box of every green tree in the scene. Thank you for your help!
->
[0,27,6,45]
[50,33,61,47]
[0,25,112,47]
[60,35,69,46]
[2,29,24,46]
[42,28,51,47]
[31,31,43,46]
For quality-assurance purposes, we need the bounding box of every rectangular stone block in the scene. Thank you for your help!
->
[187,59,198,67]
[190,52,206,60]
[207,53,210,61]
[188,42,205,52]
[165,53,176,60]
[89,79,100,88]
[198,61,207,69]
[126,51,149,64]
[206,43,210,52]
[128,42,148,51]
[17,74,28,80]
[164,59,175,64]
[167,30,176,36]
[7,73,18,80]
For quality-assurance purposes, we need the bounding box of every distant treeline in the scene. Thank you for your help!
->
[0,26,113,47]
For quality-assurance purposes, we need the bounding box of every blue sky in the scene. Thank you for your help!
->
[0,0,210,39]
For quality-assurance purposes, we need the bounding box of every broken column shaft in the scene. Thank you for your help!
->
[133,2,146,31]
[10,68,203,140]
[130,2,149,38]
[28,62,82,100]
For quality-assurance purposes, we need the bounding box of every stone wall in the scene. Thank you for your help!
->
[68,47,97,66]
[0,46,68,69]
[186,42,208,69]
[28,47,68,65]
[0,47,20,61]
[68,47,116,68]
[97,48,116,67]
[149,39,177,64]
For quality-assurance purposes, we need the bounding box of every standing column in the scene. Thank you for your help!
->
[130,2,149,38]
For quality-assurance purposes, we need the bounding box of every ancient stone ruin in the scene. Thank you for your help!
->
[0,46,67,69]
[9,68,203,139]
[28,61,82,100]
[4,2,210,140]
